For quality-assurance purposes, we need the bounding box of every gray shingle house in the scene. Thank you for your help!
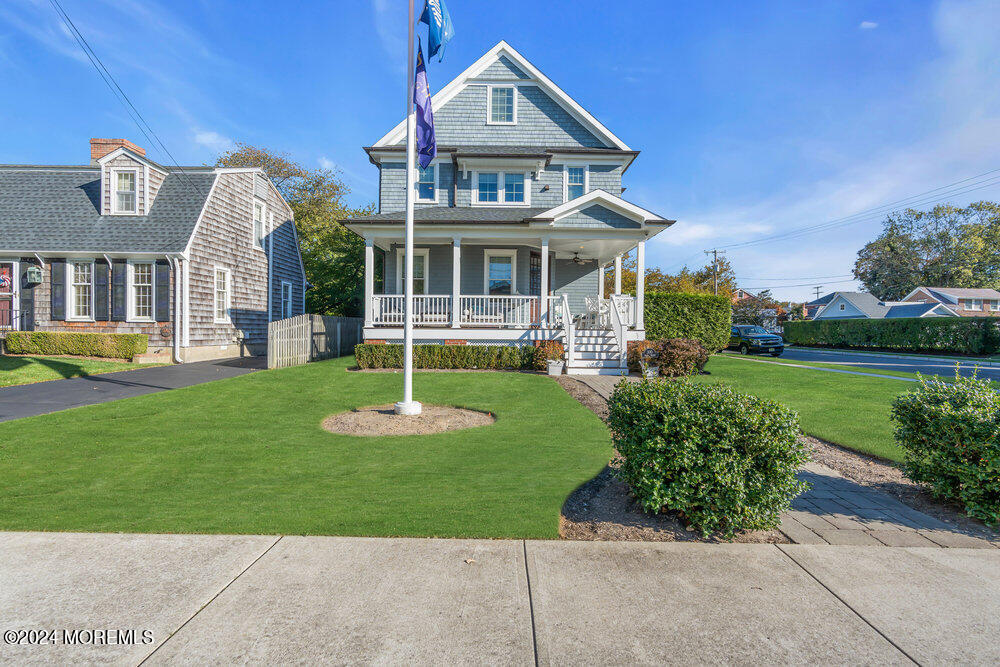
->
[346,41,675,375]
[811,291,957,320]
[0,138,307,362]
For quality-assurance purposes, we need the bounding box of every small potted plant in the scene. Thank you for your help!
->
[639,344,660,378]
[547,357,565,376]
[536,340,565,376]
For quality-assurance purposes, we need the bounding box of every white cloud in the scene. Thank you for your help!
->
[859,21,879,30]
[318,156,336,170]
[193,130,233,154]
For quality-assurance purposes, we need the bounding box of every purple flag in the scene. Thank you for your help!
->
[413,39,436,169]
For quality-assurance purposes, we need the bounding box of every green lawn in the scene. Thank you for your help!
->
[0,357,610,538]
[695,355,908,462]
[0,355,162,387]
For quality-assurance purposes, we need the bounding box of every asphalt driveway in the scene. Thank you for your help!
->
[1,532,998,664]
[0,357,264,422]
[778,347,1000,381]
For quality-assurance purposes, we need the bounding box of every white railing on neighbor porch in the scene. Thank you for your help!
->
[371,295,452,326]
[560,294,575,364]
[458,295,538,328]
[609,294,628,370]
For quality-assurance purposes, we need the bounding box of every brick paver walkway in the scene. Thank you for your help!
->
[572,374,999,549]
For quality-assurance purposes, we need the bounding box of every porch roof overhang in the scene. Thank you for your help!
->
[363,144,640,172]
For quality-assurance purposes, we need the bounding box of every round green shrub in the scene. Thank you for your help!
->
[891,374,1000,527]
[607,379,808,538]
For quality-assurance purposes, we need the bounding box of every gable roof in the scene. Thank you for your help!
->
[373,41,630,151]
[0,165,216,253]
[904,286,1000,303]
[884,303,957,318]
[527,189,672,226]
[816,291,959,319]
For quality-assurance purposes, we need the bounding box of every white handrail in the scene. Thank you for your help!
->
[561,294,574,365]
[458,295,537,328]
[371,295,451,326]
[609,294,627,370]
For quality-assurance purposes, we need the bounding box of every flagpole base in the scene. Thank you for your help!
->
[394,401,423,416]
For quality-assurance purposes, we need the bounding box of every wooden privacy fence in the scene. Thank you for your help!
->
[267,314,364,369]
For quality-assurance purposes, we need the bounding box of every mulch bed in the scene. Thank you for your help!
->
[322,404,495,436]
[555,377,787,543]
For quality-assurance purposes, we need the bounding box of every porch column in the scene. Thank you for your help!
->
[635,241,645,329]
[540,236,550,325]
[451,237,461,328]
[363,238,374,327]
[614,254,622,295]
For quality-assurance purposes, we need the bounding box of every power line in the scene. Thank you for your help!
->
[734,273,853,281]
[738,277,858,290]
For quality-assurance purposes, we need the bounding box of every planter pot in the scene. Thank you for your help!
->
[642,365,660,379]
[547,361,565,376]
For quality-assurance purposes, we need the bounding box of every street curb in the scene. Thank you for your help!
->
[785,346,999,368]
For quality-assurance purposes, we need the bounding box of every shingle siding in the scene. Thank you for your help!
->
[588,163,622,195]
[472,56,530,81]
[554,204,639,229]
[552,259,599,314]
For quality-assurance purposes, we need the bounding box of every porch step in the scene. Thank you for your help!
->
[576,350,621,360]
[567,359,627,370]
[575,343,618,352]
[565,366,629,376]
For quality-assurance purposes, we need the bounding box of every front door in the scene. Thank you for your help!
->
[0,262,14,330]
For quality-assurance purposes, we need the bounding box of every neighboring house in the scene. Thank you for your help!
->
[732,288,757,303]
[804,293,834,320]
[345,41,675,375]
[0,138,307,362]
[812,291,957,320]
[902,287,1000,317]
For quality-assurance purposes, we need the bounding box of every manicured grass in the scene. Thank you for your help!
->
[0,357,610,538]
[0,355,163,387]
[695,355,907,462]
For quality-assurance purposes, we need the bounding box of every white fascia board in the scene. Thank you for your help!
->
[182,173,222,256]
[530,189,668,224]
[344,222,650,242]
[372,40,630,151]
[812,294,843,320]
[96,147,167,175]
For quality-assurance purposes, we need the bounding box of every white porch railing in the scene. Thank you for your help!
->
[560,294,575,364]
[458,295,538,328]
[371,295,452,326]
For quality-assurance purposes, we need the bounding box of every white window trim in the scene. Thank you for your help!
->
[280,280,293,319]
[483,248,518,294]
[471,170,532,207]
[252,198,267,251]
[966,298,983,311]
[562,163,590,202]
[486,84,517,125]
[66,259,95,322]
[839,303,846,311]
[213,267,232,324]
[414,161,441,204]
[110,168,140,215]
[395,248,430,294]
[126,259,156,323]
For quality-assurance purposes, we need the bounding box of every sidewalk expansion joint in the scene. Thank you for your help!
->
[522,540,540,667]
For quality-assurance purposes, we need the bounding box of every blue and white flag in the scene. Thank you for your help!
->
[419,0,454,61]
[413,39,436,169]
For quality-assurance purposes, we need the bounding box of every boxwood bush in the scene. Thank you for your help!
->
[644,292,731,352]
[891,374,1000,527]
[355,343,535,370]
[3,331,148,360]
[608,379,808,538]
[784,317,1000,356]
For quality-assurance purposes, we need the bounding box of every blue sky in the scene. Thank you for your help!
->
[2,0,999,301]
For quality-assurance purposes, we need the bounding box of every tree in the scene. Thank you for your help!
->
[732,289,777,327]
[216,143,374,316]
[602,254,737,298]
[854,202,1000,300]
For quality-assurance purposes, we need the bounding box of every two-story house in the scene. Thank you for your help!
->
[346,41,675,375]
[901,287,1000,317]
[0,138,307,362]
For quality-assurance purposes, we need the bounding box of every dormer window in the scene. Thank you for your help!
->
[488,85,516,124]
[113,170,137,214]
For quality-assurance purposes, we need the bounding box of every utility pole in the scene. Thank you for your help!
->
[704,248,727,295]
[812,286,822,301]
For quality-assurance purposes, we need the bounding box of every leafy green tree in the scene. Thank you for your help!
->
[216,143,375,316]
[854,202,1000,300]
[602,254,737,298]
[732,289,777,327]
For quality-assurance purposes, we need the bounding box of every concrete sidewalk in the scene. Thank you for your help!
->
[2,533,999,665]
[0,357,264,422]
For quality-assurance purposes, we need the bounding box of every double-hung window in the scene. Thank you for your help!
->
[130,262,154,321]
[566,166,586,200]
[416,165,436,202]
[69,261,94,320]
[253,199,266,249]
[395,248,429,294]
[476,171,530,205]
[484,249,516,295]
[214,268,231,323]
[281,281,293,319]
[488,86,515,124]
[967,298,983,311]
[114,171,137,214]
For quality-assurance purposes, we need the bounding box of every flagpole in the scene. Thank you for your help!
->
[396,0,421,415]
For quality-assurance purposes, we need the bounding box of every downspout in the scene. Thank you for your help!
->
[171,255,184,364]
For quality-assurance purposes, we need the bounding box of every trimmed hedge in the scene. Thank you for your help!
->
[355,343,535,370]
[783,317,1000,356]
[644,292,732,353]
[891,374,1000,527]
[3,331,148,360]
[608,378,808,538]
[625,338,709,377]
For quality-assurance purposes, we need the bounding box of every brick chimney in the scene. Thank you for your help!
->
[90,138,145,164]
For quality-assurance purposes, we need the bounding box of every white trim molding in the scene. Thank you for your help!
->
[530,189,671,226]
[126,259,156,323]
[395,247,430,294]
[483,248,518,294]
[213,266,232,324]
[109,167,140,216]
[66,259,96,322]
[415,161,441,204]
[280,280,293,319]
[562,163,590,203]
[486,84,517,125]
[252,197,267,251]
[471,170,532,207]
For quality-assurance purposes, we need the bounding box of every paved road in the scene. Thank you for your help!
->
[0,357,264,423]
[1,532,998,665]
[778,347,1000,381]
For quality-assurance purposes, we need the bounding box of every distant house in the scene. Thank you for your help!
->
[901,287,1000,317]
[812,292,957,320]
[0,138,307,362]
[804,293,834,320]
[732,288,757,303]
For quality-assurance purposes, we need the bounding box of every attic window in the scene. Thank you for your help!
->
[488,86,516,124]
[114,170,137,214]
